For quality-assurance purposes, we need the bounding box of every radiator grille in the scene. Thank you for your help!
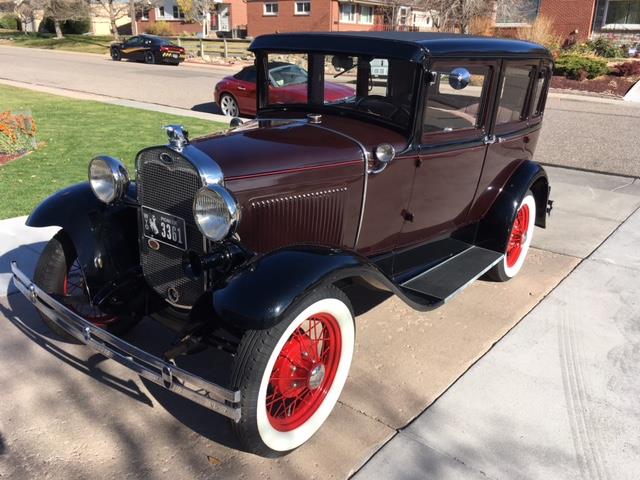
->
[137,147,206,308]
[246,187,347,253]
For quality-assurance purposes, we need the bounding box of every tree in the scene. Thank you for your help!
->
[43,0,90,38]
[418,0,492,33]
[12,0,37,33]
[176,0,212,37]
[92,0,128,40]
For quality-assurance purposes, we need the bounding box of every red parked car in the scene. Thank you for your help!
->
[215,62,355,116]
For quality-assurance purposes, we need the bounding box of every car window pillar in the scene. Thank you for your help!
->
[255,52,269,111]
[308,54,325,106]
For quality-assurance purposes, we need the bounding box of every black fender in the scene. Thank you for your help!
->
[212,246,437,331]
[26,182,141,300]
[476,160,549,253]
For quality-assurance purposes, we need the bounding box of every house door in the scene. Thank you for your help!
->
[218,5,230,31]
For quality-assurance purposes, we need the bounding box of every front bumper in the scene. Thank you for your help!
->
[10,262,241,421]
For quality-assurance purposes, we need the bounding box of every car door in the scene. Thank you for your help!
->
[122,36,141,60]
[396,59,498,250]
[466,59,544,223]
[235,67,258,115]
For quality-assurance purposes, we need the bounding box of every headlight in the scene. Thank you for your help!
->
[88,156,130,204]
[193,185,239,242]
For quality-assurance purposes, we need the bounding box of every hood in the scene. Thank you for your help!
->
[190,119,364,180]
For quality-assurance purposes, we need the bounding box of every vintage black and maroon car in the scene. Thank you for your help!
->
[12,32,553,457]
[110,34,185,65]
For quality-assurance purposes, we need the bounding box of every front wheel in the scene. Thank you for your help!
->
[230,285,355,457]
[219,93,239,117]
[111,48,121,61]
[33,231,139,342]
[486,191,536,282]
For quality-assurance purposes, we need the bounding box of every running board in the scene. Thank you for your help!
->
[401,246,503,303]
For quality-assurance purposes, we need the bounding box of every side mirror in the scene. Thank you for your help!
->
[448,68,471,90]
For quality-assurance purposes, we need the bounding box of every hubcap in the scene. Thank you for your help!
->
[221,96,237,116]
[266,313,342,432]
[506,203,530,268]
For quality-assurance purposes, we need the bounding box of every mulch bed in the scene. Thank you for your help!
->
[551,75,639,98]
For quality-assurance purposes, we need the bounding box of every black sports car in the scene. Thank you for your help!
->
[110,34,186,65]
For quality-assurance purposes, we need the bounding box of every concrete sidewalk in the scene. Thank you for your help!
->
[354,204,640,478]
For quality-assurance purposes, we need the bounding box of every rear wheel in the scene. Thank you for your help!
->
[486,191,536,282]
[33,232,139,342]
[219,93,239,117]
[145,51,156,64]
[231,285,355,457]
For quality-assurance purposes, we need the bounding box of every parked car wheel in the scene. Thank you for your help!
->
[145,51,156,64]
[111,48,121,61]
[219,93,240,117]
[33,231,139,342]
[230,285,355,457]
[487,191,537,282]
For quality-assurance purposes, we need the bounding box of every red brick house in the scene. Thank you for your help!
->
[136,0,248,37]
[246,0,435,38]
[495,0,640,44]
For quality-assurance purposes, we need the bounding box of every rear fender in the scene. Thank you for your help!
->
[476,161,549,253]
[26,182,140,298]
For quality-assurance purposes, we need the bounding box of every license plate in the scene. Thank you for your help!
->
[142,207,187,250]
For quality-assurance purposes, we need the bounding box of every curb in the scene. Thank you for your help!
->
[0,78,232,123]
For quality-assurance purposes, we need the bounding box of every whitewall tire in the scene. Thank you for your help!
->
[231,285,355,457]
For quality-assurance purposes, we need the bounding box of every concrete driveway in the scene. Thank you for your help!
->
[1,165,639,479]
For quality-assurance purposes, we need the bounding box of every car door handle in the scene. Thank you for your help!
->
[237,86,246,91]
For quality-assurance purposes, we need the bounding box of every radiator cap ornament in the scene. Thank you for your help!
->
[163,125,189,152]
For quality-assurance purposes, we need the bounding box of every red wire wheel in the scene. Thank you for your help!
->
[265,312,342,432]
[62,258,117,328]
[506,202,530,268]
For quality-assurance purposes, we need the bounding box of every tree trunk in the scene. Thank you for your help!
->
[109,3,119,40]
[129,0,137,35]
[54,19,63,39]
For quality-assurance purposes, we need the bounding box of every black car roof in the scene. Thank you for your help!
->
[249,32,552,63]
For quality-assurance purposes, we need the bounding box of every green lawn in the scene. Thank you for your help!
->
[0,31,113,55]
[0,84,226,219]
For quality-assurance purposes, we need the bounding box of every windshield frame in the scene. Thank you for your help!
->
[254,50,423,135]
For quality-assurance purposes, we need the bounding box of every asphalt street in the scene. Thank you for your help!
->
[2,45,639,177]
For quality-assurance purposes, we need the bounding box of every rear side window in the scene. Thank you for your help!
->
[496,65,535,125]
[235,67,257,83]
[531,67,549,116]
[422,64,489,135]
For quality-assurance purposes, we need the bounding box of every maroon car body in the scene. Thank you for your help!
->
[215,63,355,116]
[13,32,553,459]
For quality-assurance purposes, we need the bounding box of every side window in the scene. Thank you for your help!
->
[496,65,535,125]
[127,36,140,47]
[422,64,489,136]
[531,67,549,116]
[235,67,256,83]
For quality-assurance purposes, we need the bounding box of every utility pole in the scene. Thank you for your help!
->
[129,0,138,34]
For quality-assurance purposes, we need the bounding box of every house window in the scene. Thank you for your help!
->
[295,1,310,15]
[264,2,279,15]
[495,0,540,25]
[360,5,374,24]
[172,5,185,19]
[603,0,640,27]
[141,8,149,20]
[340,3,356,23]
[158,6,165,17]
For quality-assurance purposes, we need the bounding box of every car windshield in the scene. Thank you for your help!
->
[269,64,308,87]
[264,52,418,131]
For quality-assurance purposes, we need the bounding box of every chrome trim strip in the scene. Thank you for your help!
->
[310,123,370,249]
[10,262,241,422]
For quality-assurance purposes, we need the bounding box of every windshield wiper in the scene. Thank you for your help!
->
[333,65,357,79]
